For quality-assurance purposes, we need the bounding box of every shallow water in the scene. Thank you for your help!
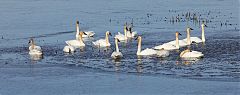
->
[0,0,239,94]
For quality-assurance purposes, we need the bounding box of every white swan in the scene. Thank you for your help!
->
[180,49,204,58]
[183,24,207,44]
[136,36,157,56]
[63,45,75,53]
[114,26,127,41]
[154,32,184,50]
[75,21,95,38]
[66,32,86,47]
[28,38,42,55]
[182,27,194,45]
[124,23,137,38]
[166,32,188,48]
[111,38,123,59]
[92,31,112,47]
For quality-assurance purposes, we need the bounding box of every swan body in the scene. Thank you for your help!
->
[63,45,75,53]
[156,49,170,57]
[180,49,204,58]
[154,43,178,50]
[183,37,202,43]
[92,31,112,47]
[111,38,123,59]
[28,38,42,55]
[66,32,86,47]
[138,48,157,56]
[167,40,188,47]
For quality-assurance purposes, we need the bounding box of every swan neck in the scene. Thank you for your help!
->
[176,34,179,49]
[202,26,205,42]
[106,33,109,45]
[187,29,191,45]
[79,34,84,43]
[137,38,141,54]
[76,23,80,39]
[115,39,119,52]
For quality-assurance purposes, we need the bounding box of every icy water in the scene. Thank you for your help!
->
[0,0,239,94]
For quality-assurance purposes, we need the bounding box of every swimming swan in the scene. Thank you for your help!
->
[166,32,188,48]
[136,36,157,56]
[75,21,95,38]
[183,24,207,44]
[28,38,42,55]
[114,25,127,41]
[154,32,185,50]
[66,31,86,47]
[92,31,112,47]
[180,49,204,58]
[111,38,123,59]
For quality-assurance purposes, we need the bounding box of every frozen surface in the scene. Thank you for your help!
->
[0,0,239,95]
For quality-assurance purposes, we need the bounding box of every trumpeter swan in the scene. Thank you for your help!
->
[28,38,42,55]
[180,49,204,58]
[111,38,123,59]
[92,31,112,47]
[66,31,86,47]
[75,20,95,38]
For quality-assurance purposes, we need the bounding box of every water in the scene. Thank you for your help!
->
[0,0,239,94]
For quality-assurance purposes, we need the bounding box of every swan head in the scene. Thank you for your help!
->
[79,31,87,36]
[28,38,34,45]
[176,32,182,36]
[187,27,194,32]
[106,31,112,36]
[76,21,79,24]
[135,36,141,41]
[201,23,207,27]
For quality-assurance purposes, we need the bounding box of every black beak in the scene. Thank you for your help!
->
[134,36,139,40]
[28,40,31,44]
[190,28,194,30]
[179,33,182,36]
[109,32,112,36]
[117,39,120,42]
[76,21,79,24]
[205,24,208,27]
[83,32,87,35]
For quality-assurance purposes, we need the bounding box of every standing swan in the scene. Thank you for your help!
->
[66,32,86,47]
[92,31,112,47]
[111,38,123,59]
[28,38,42,55]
